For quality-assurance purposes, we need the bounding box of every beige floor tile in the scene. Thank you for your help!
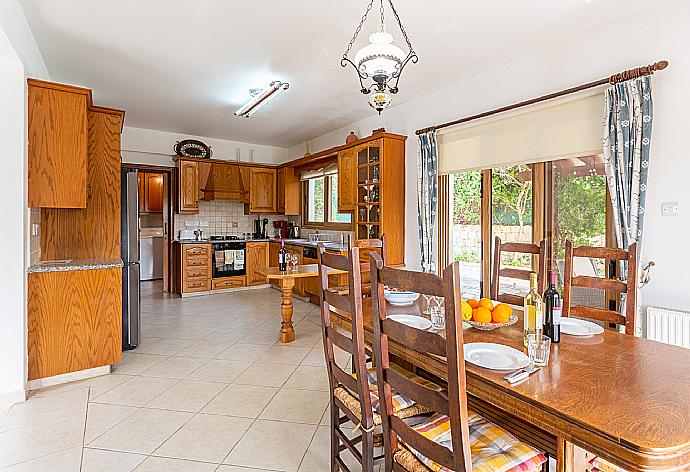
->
[186,359,252,383]
[153,413,252,463]
[237,329,280,345]
[257,345,311,365]
[31,373,131,401]
[173,340,236,358]
[87,408,193,454]
[215,343,272,362]
[1,388,88,432]
[135,338,196,356]
[223,419,317,471]
[113,353,168,375]
[85,402,138,444]
[216,466,276,472]
[283,366,329,391]
[259,388,330,424]
[132,456,218,472]
[0,413,85,468]
[0,445,82,472]
[139,356,209,379]
[299,346,326,367]
[233,363,296,387]
[298,425,362,472]
[145,380,225,412]
[91,376,178,407]
[81,447,146,472]
[201,384,278,418]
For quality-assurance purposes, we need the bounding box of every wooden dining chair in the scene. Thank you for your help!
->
[317,244,432,471]
[369,254,547,472]
[491,237,548,306]
[562,240,638,335]
[329,234,387,297]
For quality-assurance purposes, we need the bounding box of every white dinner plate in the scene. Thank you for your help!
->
[559,318,605,336]
[388,315,432,331]
[463,343,531,371]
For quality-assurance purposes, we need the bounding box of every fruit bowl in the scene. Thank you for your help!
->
[465,313,519,331]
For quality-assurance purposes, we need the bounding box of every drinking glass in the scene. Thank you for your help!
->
[429,306,445,330]
[527,334,551,367]
[289,254,299,272]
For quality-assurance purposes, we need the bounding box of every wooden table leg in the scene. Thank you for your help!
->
[279,278,296,343]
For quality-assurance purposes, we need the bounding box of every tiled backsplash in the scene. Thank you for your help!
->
[173,200,299,238]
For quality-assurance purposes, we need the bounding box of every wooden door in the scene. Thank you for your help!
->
[28,82,88,208]
[146,173,163,213]
[249,167,277,213]
[246,242,269,286]
[178,160,199,213]
[276,168,286,213]
[337,147,356,212]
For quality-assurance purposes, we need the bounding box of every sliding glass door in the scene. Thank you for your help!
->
[448,170,482,298]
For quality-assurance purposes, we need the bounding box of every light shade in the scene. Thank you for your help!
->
[354,30,406,78]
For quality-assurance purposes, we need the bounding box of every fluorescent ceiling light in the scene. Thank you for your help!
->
[234,81,289,118]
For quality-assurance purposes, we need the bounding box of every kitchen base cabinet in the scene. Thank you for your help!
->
[173,243,212,295]
[246,242,269,286]
[212,276,246,290]
[27,268,122,381]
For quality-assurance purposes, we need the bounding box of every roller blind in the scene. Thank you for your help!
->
[300,162,338,181]
[438,91,604,174]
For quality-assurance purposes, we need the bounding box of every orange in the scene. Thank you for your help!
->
[467,298,479,309]
[461,301,473,321]
[472,307,492,324]
[478,298,494,311]
[492,303,512,323]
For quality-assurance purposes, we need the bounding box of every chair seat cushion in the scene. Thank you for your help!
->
[589,455,626,472]
[394,412,546,472]
[365,367,442,413]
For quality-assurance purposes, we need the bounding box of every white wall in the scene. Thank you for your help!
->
[0,0,49,79]
[289,0,690,316]
[0,26,27,406]
[122,127,289,167]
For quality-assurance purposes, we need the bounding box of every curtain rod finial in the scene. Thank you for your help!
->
[656,60,669,70]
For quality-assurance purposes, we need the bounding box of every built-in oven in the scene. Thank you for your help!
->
[211,240,246,278]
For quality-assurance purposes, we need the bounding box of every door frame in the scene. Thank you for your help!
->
[121,163,175,292]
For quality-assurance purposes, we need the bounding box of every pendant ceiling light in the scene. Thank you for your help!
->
[341,0,417,114]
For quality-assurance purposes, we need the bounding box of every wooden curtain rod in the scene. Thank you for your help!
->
[415,60,669,135]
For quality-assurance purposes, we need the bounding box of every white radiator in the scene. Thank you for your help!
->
[646,306,690,349]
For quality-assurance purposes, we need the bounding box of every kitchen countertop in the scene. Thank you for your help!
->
[28,258,124,273]
[174,238,348,252]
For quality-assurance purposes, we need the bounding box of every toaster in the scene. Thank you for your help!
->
[179,229,196,241]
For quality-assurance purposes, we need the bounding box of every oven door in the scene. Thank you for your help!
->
[212,243,246,277]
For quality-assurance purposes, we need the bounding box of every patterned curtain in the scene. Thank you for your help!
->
[603,76,653,260]
[417,131,438,273]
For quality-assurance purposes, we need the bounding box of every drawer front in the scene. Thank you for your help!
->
[185,266,208,278]
[212,276,246,290]
[186,257,208,267]
[184,245,209,257]
[183,277,211,293]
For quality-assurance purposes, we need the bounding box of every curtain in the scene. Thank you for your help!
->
[603,76,653,257]
[417,131,438,273]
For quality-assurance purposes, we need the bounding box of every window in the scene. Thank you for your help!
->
[449,170,482,299]
[304,175,352,226]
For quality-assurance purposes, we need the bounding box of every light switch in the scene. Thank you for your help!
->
[661,201,680,217]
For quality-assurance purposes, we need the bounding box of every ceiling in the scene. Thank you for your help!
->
[20,0,667,148]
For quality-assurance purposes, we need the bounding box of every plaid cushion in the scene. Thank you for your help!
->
[365,367,442,413]
[402,411,546,472]
[589,456,626,472]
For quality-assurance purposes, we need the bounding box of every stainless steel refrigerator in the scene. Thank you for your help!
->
[121,169,141,350]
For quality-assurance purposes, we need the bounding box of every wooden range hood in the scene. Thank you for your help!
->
[199,161,249,202]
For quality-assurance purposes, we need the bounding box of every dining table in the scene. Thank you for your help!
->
[330,296,690,472]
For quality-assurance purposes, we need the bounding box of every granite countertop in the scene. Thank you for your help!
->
[175,239,211,244]
[28,258,124,273]
[174,238,348,252]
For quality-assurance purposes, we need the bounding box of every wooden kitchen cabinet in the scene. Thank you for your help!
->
[138,172,163,214]
[173,242,211,295]
[269,241,281,288]
[276,167,300,215]
[201,162,248,201]
[28,79,89,208]
[285,244,305,296]
[177,160,199,213]
[246,242,269,286]
[248,167,277,213]
[27,268,122,380]
[337,147,357,212]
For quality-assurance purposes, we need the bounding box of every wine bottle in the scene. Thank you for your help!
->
[523,272,543,347]
[543,270,561,343]
[278,240,287,271]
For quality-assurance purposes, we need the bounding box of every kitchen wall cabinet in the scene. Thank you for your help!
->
[246,242,269,286]
[28,79,89,208]
[248,167,277,213]
[337,147,356,212]
[27,268,122,380]
[138,172,163,214]
[276,167,300,215]
[173,242,211,295]
[177,160,199,213]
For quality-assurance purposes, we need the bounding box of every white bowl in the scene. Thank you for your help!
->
[384,290,420,306]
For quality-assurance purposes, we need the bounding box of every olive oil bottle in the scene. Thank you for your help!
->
[523,272,543,347]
